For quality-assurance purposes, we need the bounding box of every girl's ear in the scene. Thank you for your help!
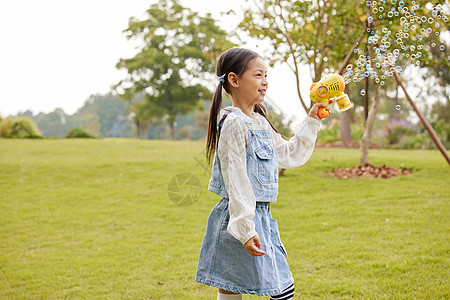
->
[228,72,239,88]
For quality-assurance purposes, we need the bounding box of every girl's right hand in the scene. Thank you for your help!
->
[244,234,266,256]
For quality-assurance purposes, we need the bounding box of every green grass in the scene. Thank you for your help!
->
[0,139,448,299]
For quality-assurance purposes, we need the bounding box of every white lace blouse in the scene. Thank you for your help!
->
[216,106,322,244]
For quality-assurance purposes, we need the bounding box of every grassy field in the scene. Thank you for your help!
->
[0,138,448,299]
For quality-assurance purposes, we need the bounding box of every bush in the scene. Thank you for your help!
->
[0,117,13,138]
[8,117,42,138]
[65,128,97,138]
[433,119,450,149]
[317,119,340,143]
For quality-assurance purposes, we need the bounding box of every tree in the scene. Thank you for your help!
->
[237,0,366,145]
[115,0,235,140]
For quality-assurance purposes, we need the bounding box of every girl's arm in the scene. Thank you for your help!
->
[270,103,325,169]
[217,115,259,245]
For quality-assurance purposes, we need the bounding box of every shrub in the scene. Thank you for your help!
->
[433,119,450,149]
[65,128,97,138]
[376,119,417,147]
[0,117,13,138]
[317,119,340,143]
[10,117,42,138]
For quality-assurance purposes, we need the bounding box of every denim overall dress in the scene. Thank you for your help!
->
[195,110,294,296]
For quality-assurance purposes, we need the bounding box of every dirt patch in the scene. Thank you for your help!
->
[327,163,412,179]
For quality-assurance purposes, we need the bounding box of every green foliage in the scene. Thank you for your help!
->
[5,117,42,138]
[318,119,341,143]
[237,0,366,112]
[0,140,448,298]
[115,0,235,139]
[75,94,130,137]
[0,117,13,138]
[65,128,97,139]
[266,109,293,138]
[16,94,131,138]
[432,119,450,149]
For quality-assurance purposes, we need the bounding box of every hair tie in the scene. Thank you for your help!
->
[217,74,226,83]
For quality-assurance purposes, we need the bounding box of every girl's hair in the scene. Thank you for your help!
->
[206,47,280,164]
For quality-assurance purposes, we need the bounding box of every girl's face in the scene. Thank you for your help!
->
[233,56,268,107]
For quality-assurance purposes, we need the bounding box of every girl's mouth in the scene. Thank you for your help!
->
[258,89,266,95]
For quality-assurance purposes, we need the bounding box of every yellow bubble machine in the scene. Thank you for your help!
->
[309,73,353,119]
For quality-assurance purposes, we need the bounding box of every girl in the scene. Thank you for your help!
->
[196,48,327,300]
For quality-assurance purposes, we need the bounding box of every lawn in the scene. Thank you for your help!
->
[0,139,448,299]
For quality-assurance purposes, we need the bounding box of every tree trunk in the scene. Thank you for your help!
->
[135,119,141,138]
[169,122,175,140]
[360,82,380,165]
[340,110,352,146]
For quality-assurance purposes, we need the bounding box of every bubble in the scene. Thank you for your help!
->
[360,89,366,96]
[373,8,378,13]
[368,16,374,23]
[388,11,393,18]
[394,66,403,73]
[395,105,402,110]
[435,22,440,28]
[410,45,415,51]
[440,45,445,51]
[379,7,384,12]
[431,43,436,47]
[366,0,372,5]
[380,81,385,85]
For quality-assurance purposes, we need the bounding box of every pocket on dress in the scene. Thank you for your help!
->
[255,143,278,183]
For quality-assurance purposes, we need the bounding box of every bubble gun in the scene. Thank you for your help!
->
[309,73,353,119]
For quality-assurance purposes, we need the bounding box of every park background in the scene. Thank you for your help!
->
[1,0,449,299]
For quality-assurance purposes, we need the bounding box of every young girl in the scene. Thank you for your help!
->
[195,48,327,300]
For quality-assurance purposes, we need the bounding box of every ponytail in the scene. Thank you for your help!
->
[206,83,223,164]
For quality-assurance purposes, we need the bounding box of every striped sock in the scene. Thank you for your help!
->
[270,283,295,300]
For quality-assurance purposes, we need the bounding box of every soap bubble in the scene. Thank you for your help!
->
[395,105,402,110]
[440,45,445,51]
[368,16,374,23]
[360,89,366,96]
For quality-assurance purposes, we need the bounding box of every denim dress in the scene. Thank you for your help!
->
[195,110,293,296]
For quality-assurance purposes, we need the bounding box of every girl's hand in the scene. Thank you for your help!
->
[308,102,329,121]
[244,234,266,256]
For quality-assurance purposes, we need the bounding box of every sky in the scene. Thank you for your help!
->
[0,0,313,123]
